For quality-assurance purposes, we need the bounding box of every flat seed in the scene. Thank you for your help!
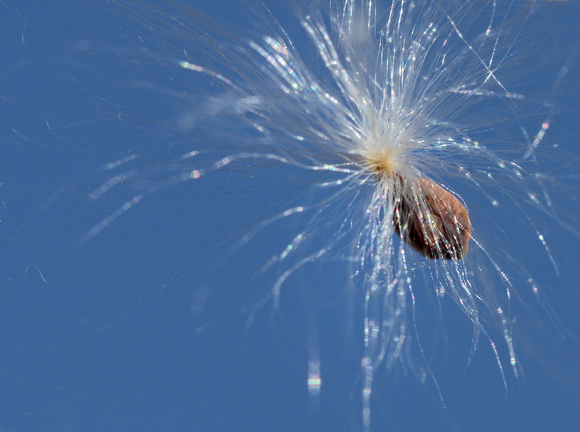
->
[393,177,471,259]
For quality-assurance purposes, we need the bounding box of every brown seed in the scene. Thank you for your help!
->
[393,177,471,260]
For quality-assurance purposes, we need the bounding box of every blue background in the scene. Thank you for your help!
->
[2,1,580,431]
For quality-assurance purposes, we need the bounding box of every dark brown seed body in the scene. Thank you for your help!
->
[393,178,471,260]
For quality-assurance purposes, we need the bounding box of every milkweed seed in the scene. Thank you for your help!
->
[393,177,471,260]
